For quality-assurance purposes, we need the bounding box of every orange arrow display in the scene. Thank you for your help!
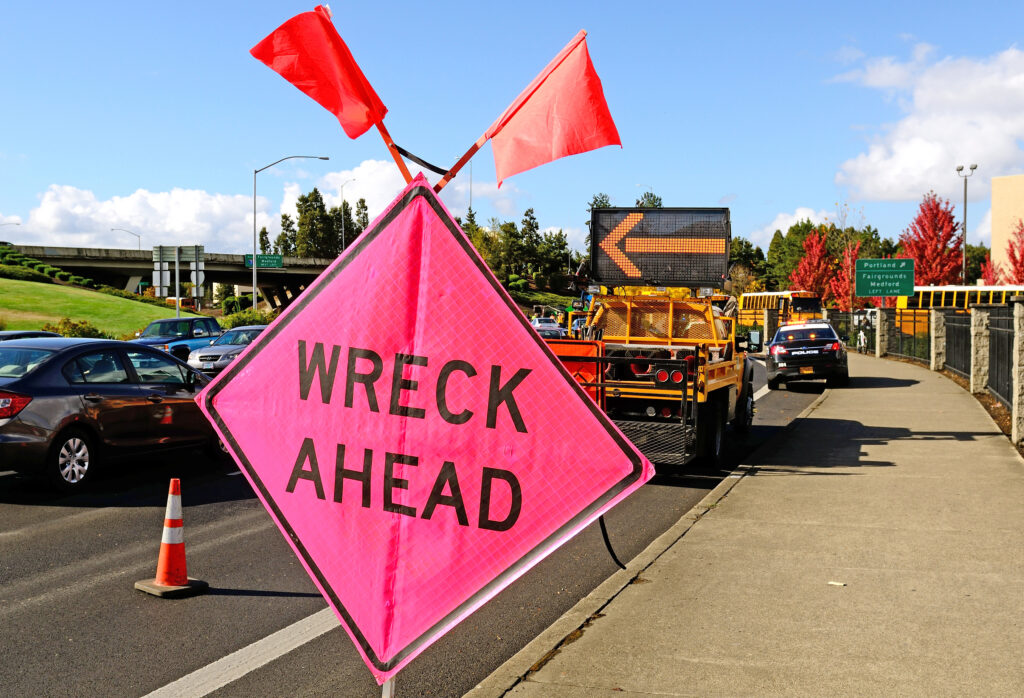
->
[599,212,727,278]
[623,238,727,255]
[599,212,644,277]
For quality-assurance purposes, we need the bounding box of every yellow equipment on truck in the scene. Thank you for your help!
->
[547,207,761,465]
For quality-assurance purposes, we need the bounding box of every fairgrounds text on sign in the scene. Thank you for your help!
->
[855,258,915,297]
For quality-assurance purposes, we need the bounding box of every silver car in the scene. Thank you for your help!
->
[187,325,267,376]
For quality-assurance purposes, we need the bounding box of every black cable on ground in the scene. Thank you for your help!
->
[598,515,626,570]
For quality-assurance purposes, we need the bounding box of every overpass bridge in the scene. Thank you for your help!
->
[9,245,333,310]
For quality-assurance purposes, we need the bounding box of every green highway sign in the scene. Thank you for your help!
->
[855,258,914,297]
[245,254,283,269]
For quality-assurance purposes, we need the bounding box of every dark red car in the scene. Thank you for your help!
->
[0,337,216,490]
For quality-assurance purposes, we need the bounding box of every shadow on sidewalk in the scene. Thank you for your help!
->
[848,376,919,389]
[750,417,997,473]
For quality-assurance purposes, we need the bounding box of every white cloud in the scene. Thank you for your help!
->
[835,46,1024,203]
[747,207,830,248]
[21,185,255,251]
[9,158,527,254]
[974,207,992,247]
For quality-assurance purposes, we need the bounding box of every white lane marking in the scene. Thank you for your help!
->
[753,384,770,403]
[143,608,339,698]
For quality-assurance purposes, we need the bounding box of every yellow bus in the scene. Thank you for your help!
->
[896,285,1024,309]
[738,290,822,326]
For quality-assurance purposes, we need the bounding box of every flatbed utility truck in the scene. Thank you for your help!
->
[546,208,760,465]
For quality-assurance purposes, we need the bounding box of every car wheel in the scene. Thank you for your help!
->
[733,380,754,433]
[48,428,95,491]
[767,376,782,391]
[697,397,726,466]
[206,437,233,464]
[828,370,850,388]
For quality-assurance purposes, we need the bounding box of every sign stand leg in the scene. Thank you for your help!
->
[381,678,395,698]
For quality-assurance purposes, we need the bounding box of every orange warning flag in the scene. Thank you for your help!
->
[485,30,620,187]
[250,5,387,139]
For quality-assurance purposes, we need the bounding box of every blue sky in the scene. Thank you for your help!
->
[2,1,1023,258]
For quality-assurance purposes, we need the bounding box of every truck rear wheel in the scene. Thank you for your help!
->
[733,380,754,433]
[697,397,726,466]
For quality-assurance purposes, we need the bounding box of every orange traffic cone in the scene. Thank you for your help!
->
[135,478,208,598]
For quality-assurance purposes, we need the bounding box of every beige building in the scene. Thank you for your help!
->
[991,174,1024,271]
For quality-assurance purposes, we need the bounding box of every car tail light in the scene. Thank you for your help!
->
[770,344,788,356]
[0,391,32,419]
[829,341,841,351]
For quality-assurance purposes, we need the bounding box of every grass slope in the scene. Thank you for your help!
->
[0,278,200,337]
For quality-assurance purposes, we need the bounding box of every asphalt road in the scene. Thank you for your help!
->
[0,359,825,697]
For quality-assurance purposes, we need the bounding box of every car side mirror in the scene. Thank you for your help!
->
[208,339,216,345]
[746,330,763,353]
[135,331,141,338]
[841,335,849,343]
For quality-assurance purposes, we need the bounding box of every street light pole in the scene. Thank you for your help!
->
[339,177,355,250]
[956,164,978,283]
[111,227,141,250]
[253,155,329,311]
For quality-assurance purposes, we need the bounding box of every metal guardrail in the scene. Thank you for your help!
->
[943,310,971,378]
[988,307,1013,407]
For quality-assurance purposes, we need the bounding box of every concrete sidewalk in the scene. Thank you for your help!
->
[469,353,1024,696]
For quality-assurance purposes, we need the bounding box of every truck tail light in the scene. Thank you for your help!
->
[655,369,669,383]
[0,391,32,419]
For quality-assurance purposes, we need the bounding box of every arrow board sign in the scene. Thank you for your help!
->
[590,207,731,287]
[198,174,654,684]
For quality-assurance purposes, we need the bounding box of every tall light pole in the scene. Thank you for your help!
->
[956,164,978,284]
[339,177,355,250]
[253,155,329,310]
[111,227,141,250]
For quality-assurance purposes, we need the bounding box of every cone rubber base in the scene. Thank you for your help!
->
[134,577,209,599]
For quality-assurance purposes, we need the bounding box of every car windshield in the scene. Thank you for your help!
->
[214,329,261,346]
[774,327,837,342]
[0,347,55,378]
[141,320,191,338]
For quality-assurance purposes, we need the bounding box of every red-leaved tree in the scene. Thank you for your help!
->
[829,240,866,311]
[980,252,1004,285]
[788,228,834,303]
[899,191,962,285]
[1004,218,1024,283]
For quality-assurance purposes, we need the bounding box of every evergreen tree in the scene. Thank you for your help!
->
[585,193,612,251]
[355,198,369,234]
[295,188,332,257]
[899,191,962,285]
[274,214,297,256]
[635,190,662,208]
[259,226,271,255]
[520,208,542,274]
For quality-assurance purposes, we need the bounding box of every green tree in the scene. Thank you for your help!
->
[635,190,662,208]
[585,192,612,252]
[274,214,297,256]
[295,188,333,257]
[520,208,542,274]
[355,198,369,235]
[730,237,766,277]
[965,243,988,284]
[259,226,271,255]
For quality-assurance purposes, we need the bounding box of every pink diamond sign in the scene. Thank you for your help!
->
[198,174,654,683]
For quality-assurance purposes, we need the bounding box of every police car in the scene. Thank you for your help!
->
[766,321,849,389]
